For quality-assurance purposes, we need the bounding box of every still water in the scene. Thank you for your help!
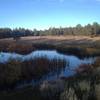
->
[0,50,96,88]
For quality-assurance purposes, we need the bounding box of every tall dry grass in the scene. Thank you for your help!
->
[0,57,67,90]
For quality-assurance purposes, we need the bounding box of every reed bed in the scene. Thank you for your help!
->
[0,56,67,89]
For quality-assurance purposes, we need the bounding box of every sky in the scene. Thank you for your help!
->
[0,0,100,30]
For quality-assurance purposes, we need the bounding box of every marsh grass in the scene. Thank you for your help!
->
[0,40,100,57]
[0,58,100,100]
[32,43,100,58]
[39,59,100,100]
[59,59,100,100]
[0,37,100,100]
[0,56,67,89]
[0,42,35,54]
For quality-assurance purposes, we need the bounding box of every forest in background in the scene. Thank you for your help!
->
[0,22,100,39]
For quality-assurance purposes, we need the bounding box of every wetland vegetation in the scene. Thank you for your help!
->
[0,23,100,100]
[0,42,100,100]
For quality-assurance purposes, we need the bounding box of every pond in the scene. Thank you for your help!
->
[0,50,96,88]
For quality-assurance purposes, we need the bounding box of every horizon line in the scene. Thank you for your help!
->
[0,22,99,31]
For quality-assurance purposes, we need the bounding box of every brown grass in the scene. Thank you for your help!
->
[7,43,35,54]
[0,36,100,45]
[0,36,100,56]
[0,57,67,89]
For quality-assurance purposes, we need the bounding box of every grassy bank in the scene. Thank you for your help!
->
[32,42,100,58]
[0,42,100,58]
[0,36,100,57]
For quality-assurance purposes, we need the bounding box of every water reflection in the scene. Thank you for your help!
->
[0,50,96,88]
[0,50,95,65]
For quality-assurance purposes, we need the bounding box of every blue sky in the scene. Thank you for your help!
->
[0,0,100,30]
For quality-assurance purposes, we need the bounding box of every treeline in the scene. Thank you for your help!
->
[0,22,100,39]
[0,28,33,39]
